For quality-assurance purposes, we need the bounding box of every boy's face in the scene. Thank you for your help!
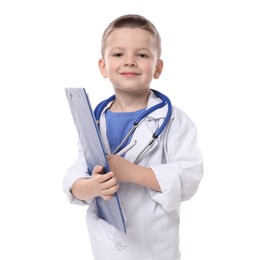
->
[99,28,163,93]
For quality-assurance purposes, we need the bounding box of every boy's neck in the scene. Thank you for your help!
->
[110,89,150,112]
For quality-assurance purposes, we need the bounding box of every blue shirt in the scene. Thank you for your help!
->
[106,108,146,154]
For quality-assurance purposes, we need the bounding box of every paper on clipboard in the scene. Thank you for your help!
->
[65,88,126,233]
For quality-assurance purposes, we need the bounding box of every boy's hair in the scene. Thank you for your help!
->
[101,14,162,58]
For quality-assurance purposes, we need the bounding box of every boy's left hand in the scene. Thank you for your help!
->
[107,154,135,183]
[107,154,161,192]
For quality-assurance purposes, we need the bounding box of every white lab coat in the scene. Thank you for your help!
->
[63,90,203,260]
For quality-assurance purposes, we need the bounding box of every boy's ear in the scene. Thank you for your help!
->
[154,59,163,79]
[98,58,108,78]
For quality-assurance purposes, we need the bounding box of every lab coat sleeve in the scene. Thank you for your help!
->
[149,110,203,212]
[63,141,94,206]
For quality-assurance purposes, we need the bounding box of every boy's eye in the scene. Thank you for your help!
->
[113,53,123,57]
[137,53,148,58]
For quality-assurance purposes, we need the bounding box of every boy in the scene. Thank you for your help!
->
[64,14,203,260]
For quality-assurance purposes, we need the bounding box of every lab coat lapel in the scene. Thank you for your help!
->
[124,91,166,163]
[124,119,159,163]
[98,103,112,155]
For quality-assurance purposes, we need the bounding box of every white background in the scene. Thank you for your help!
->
[0,0,264,259]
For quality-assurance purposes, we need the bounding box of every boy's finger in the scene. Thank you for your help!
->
[96,171,114,183]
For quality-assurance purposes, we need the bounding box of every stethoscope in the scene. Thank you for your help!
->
[94,89,172,163]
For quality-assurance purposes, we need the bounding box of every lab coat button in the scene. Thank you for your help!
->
[115,242,127,251]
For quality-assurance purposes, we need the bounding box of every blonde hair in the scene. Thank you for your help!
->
[101,14,162,58]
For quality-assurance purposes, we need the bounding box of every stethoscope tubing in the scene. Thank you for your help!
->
[94,89,172,162]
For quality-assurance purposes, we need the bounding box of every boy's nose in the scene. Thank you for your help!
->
[124,55,136,67]
[124,62,136,67]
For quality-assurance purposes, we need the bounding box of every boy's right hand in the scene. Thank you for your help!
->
[91,165,119,201]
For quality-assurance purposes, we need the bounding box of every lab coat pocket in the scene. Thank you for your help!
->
[99,218,129,255]
[97,218,116,242]
[87,205,115,245]
[87,217,118,259]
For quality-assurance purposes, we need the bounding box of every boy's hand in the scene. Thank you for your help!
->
[91,165,119,201]
[107,155,135,182]
[107,155,161,192]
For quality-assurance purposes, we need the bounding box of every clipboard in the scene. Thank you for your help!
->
[65,88,126,233]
